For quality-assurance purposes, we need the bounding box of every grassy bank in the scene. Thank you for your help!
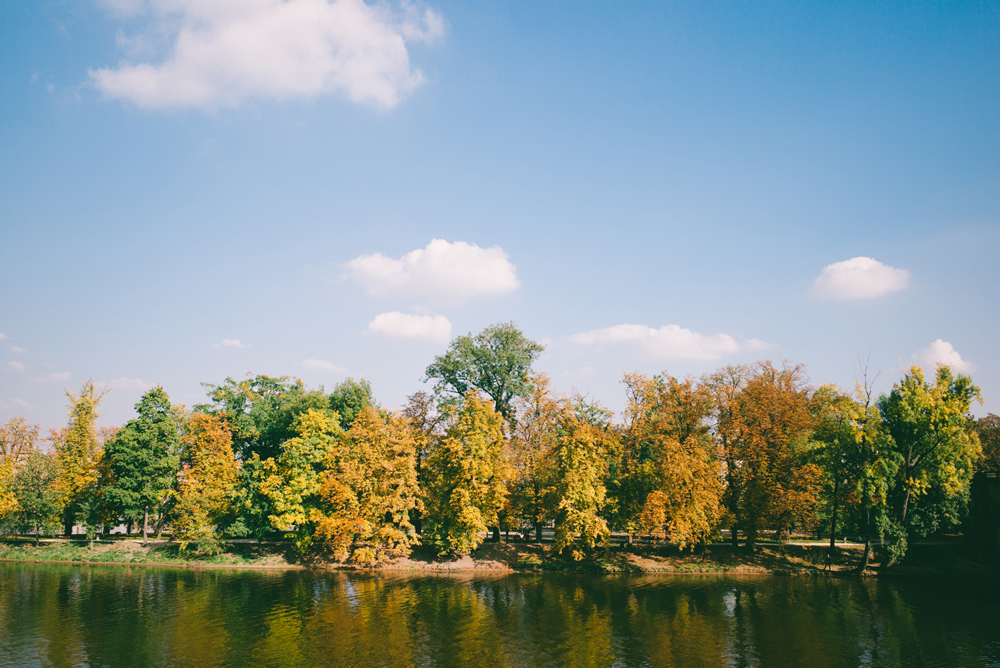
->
[2,537,995,577]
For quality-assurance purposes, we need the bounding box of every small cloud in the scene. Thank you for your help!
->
[911,339,973,374]
[345,239,520,306]
[299,359,349,374]
[35,372,71,383]
[106,377,149,390]
[812,257,910,301]
[0,332,6,340]
[213,339,251,349]
[365,311,452,342]
[9,346,26,353]
[6,361,25,374]
[0,398,33,411]
[570,324,768,361]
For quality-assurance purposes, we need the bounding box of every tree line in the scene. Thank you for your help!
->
[1,322,996,567]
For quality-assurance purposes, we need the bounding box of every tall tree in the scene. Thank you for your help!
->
[628,374,724,550]
[329,378,380,430]
[313,407,422,563]
[548,398,613,557]
[878,365,981,564]
[0,417,40,521]
[103,387,181,545]
[173,413,239,555]
[54,380,107,536]
[975,414,1000,471]
[509,373,560,542]
[423,392,509,553]
[11,450,60,545]
[424,322,544,422]
[716,362,819,549]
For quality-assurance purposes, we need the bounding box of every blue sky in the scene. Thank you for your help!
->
[2,0,998,431]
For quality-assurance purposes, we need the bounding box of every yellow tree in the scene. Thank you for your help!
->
[173,413,239,554]
[0,417,40,519]
[509,373,560,542]
[423,392,509,554]
[54,380,107,535]
[548,399,613,557]
[629,374,724,549]
[313,407,422,564]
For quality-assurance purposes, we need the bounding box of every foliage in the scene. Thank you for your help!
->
[509,374,560,542]
[173,413,239,555]
[103,386,181,543]
[625,374,724,549]
[975,413,1000,471]
[54,380,107,534]
[10,450,60,544]
[423,392,509,553]
[878,365,981,560]
[329,378,380,430]
[549,398,612,557]
[313,407,422,562]
[0,417,41,521]
[424,322,544,422]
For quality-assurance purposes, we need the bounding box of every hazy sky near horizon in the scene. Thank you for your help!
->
[2,0,999,431]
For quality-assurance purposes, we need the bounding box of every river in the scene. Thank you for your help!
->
[0,562,997,667]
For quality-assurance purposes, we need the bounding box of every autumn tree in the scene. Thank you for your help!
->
[402,390,444,534]
[509,373,560,542]
[878,365,981,564]
[54,380,107,536]
[0,417,40,521]
[103,387,181,545]
[548,398,613,557]
[313,407,421,563]
[716,362,820,548]
[173,413,239,555]
[625,374,724,550]
[424,322,544,423]
[329,377,381,430]
[422,392,509,554]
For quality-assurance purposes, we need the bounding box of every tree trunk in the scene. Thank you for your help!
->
[490,526,500,543]
[35,521,40,546]
[535,521,542,543]
[858,508,871,572]
[63,508,75,538]
[731,526,739,547]
[143,507,149,547]
[828,475,840,552]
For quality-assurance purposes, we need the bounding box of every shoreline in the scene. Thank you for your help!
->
[2,539,995,578]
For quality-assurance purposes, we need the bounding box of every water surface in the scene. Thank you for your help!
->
[1,562,997,667]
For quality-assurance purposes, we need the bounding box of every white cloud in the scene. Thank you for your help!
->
[911,339,973,374]
[569,324,768,362]
[0,399,33,411]
[0,333,6,340]
[345,239,519,305]
[9,346,26,353]
[35,372,71,383]
[89,0,443,110]
[299,358,348,374]
[5,361,25,373]
[106,377,149,390]
[812,257,910,301]
[213,339,251,349]
[365,311,451,342]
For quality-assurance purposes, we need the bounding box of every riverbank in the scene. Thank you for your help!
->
[2,537,995,577]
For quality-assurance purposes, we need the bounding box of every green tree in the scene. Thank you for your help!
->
[0,417,40,521]
[11,450,60,545]
[424,322,544,422]
[103,387,181,545]
[509,373,560,542]
[878,365,981,564]
[975,414,1000,471]
[54,380,107,536]
[329,377,380,430]
[423,392,509,553]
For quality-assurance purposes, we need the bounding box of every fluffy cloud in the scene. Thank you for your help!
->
[812,257,910,301]
[0,399,32,410]
[5,361,25,373]
[365,311,451,342]
[213,339,251,349]
[570,324,770,362]
[0,333,6,340]
[90,0,443,109]
[911,339,973,374]
[9,346,26,353]
[346,239,519,305]
[35,372,71,383]
[299,358,348,374]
